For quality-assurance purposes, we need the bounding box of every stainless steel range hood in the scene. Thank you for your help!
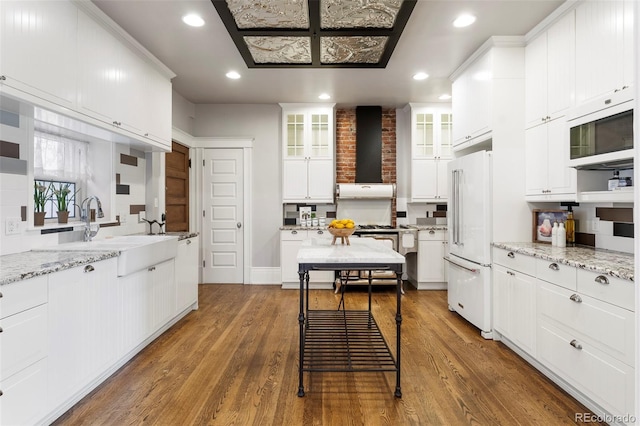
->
[336,183,396,199]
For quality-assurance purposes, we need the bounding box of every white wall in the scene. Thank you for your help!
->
[172,90,195,135]
[193,104,282,269]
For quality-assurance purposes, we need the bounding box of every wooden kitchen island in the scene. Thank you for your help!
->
[296,238,405,397]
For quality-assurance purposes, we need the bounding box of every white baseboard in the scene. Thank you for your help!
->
[249,267,281,284]
[407,278,448,290]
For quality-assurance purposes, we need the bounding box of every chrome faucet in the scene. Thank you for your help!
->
[81,196,104,241]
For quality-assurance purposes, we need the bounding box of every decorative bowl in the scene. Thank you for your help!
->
[327,227,355,245]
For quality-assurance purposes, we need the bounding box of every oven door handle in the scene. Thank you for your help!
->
[444,256,478,274]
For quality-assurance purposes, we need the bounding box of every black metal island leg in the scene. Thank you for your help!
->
[395,270,402,398]
[298,269,307,397]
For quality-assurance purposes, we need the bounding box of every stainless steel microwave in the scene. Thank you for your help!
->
[568,91,634,170]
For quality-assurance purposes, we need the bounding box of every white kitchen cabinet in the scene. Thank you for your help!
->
[524,116,576,200]
[119,258,175,354]
[408,105,452,202]
[0,275,48,426]
[492,264,537,357]
[281,104,335,203]
[0,0,78,109]
[176,236,199,315]
[537,281,635,418]
[452,50,492,147]
[48,257,118,411]
[0,358,48,426]
[281,229,333,287]
[77,9,146,136]
[407,229,448,290]
[525,10,575,129]
[575,0,634,104]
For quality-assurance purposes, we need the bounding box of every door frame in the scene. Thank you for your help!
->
[172,129,253,284]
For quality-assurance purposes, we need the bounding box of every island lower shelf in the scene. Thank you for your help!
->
[302,310,396,372]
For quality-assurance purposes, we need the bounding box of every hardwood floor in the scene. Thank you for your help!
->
[54,285,604,425]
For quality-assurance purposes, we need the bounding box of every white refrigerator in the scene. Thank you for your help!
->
[446,150,493,339]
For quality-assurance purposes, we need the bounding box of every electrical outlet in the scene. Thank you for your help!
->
[138,211,146,223]
[5,217,20,235]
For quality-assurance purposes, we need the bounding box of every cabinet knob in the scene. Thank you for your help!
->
[429,230,435,235]
[569,293,582,303]
[569,339,582,350]
[291,230,298,235]
[507,252,515,258]
[84,265,95,273]
[0,291,3,298]
[148,266,156,272]
[186,239,192,245]
[0,326,3,333]
[548,263,559,271]
[507,271,515,276]
[317,230,324,235]
[0,75,6,81]
[0,390,3,396]
[594,275,609,285]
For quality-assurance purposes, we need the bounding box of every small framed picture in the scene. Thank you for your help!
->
[532,209,569,243]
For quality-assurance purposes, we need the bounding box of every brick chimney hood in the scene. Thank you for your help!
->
[355,106,383,183]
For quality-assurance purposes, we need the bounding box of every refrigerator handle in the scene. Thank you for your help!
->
[458,169,463,246]
[452,169,458,245]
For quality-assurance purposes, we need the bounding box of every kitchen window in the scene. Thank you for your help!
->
[33,130,87,220]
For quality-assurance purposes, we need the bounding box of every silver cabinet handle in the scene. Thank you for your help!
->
[594,275,609,285]
[186,239,192,245]
[569,294,582,303]
[548,263,559,271]
[292,230,298,235]
[0,326,3,333]
[506,271,515,276]
[148,266,156,272]
[507,252,515,258]
[237,222,242,229]
[429,230,435,235]
[569,339,582,350]
[0,291,3,298]
[317,230,324,235]
[84,265,95,273]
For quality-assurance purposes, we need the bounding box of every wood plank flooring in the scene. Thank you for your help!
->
[53,285,604,425]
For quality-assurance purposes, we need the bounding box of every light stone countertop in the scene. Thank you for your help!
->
[492,242,634,282]
[297,238,405,265]
[0,250,119,286]
[404,225,448,231]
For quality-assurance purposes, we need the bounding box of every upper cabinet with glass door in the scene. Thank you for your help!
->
[409,104,453,202]
[281,104,335,203]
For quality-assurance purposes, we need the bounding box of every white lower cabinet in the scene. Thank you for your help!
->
[176,236,199,315]
[493,247,635,421]
[492,264,536,356]
[119,259,175,354]
[0,275,48,425]
[408,229,448,289]
[48,257,119,411]
[281,229,333,287]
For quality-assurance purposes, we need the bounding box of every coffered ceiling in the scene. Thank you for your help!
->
[212,0,416,68]
[92,0,565,107]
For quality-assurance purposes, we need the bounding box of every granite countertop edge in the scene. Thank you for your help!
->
[280,225,447,231]
[492,242,634,282]
[0,250,120,286]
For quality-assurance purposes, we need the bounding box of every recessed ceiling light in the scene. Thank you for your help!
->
[182,14,205,27]
[226,71,241,79]
[413,72,429,81]
[439,94,452,100]
[318,93,331,100]
[453,14,476,28]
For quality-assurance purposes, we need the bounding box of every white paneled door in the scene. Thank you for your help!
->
[202,149,244,283]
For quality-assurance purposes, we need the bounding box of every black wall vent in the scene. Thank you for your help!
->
[355,106,382,183]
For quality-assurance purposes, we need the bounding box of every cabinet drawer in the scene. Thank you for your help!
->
[308,229,331,240]
[492,248,536,276]
[577,269,634,311]
[0,304,48,380]
[535,258,576,290]
[537,319,635,418]
[418,229,445,241]
[0,358,48,426]
[280,229,307,241]
[537,281,634,366]
[0,275,48,320]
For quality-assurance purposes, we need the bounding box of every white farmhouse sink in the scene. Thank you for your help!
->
[41,235,179,276]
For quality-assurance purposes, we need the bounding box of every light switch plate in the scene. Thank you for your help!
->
[138,211,146,223]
